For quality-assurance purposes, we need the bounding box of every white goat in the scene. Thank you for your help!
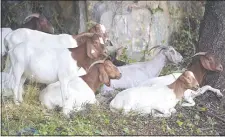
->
[4,28,105,105]
[109,71,199,117]
[39,76,97,117]
[100,45,183,93]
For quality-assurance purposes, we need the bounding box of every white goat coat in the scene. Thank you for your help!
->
[139,73,182,87]
[4,28,77,50]
[110,85,179,116]
[39,76,97,116]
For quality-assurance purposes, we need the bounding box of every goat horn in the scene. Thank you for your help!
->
[148,45,168,53]
[23,13,40,24]
[87,57,108,72]
[192,52,207,57]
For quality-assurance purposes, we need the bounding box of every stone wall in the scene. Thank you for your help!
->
[1,1,205,61]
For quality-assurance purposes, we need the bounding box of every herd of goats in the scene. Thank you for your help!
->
[1,13,224,118]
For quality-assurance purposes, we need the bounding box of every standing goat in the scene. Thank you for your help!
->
[4,28,108,105]
[39,59,122,117]
[110,71,199,117]
[100,45,183,93]
[139,52,224,106]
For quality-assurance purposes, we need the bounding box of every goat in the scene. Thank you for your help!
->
[4,29,108,105]
[100,45,183,93]
[139,52,224,106]
[109,71,199,117]
[39,59,122,117]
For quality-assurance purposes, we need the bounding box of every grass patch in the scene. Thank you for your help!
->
[1,83,224,135]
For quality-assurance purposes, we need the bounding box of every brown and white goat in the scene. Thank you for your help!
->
[139,52,224,106]
[39,59,122,117]
[5,29,108,105]
[110,71,199,117]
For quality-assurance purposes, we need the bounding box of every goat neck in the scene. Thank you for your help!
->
[187,57,207,86]
[167,79,187,100]
[80,64,101,92]
[69,45,92,71]
[145,52,167,77]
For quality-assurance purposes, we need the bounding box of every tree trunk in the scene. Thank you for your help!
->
[197,1,225,95]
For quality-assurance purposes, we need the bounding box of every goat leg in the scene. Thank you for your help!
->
[192,85,223,98]
[18,76,26,103]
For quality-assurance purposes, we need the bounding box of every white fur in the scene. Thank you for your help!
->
[5,29,87,105]
[4,28,77,50]
[110,85,179,117]
[139,73,182,87]
[0,72,14,97]
[1,28,13,56]
[100,46,183,93]
[39,76,97,117]
[182,85,223,107]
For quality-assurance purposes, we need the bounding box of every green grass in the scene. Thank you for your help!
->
[1,83,224,136]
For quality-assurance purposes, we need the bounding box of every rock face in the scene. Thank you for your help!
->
[87,1,205,61]
[1,1,204,61]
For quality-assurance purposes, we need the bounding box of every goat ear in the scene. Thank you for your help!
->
[87,40,99,59]
[99,69,110,86]
[179,75,191,84]
[199,56,213,71]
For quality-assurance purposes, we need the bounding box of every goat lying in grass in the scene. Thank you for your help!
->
[39,59,121,117]
[100,45,183,93]
[139,52,224,106]
[4,28,108,105]
[110,71,199,117]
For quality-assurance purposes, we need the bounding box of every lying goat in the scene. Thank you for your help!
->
[5,28,107,105]
[139,52,224,106]
[100,45,183,93]
[39,59,122,117]
[110,71,199,117]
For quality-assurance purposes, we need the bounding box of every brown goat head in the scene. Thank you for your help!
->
[99,60,122,87]
[86,33,107,59]
[178,71,199,90]
[199,53,223,72]
[22,13,54,34]
[88,24,113,46]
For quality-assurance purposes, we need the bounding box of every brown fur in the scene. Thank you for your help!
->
[80,60,121,93]
[188,53,223,86]
[21,14,54,34]
[168,71,199,100]
[69,33,107,71]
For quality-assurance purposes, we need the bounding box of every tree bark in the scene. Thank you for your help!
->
[197,1,225,94]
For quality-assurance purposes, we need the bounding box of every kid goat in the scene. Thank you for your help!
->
[110,71,199,117]
[39,58,122,117]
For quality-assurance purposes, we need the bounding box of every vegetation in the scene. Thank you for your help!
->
[1,83,224,135]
